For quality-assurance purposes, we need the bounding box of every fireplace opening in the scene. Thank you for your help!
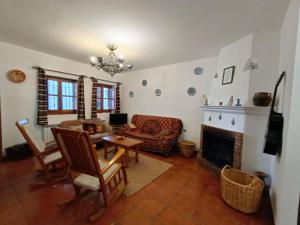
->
[200,125,243,171]
[202,129,235,168]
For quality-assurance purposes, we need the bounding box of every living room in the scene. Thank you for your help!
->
[0,1,299,225]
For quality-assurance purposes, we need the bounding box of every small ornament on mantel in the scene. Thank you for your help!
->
[201,94,208,105]
[228,96,234,106]
[235,98,242,106]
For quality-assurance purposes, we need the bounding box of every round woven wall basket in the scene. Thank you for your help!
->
[179,140,195,157]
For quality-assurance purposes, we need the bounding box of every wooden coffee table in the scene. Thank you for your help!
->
[102,135,143,167]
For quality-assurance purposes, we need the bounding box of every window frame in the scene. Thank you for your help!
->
[46,76,78,115]
[95,83,116,113]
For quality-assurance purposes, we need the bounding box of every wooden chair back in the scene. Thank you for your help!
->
[52,128,127,221]
[51,128,103,178]
[16,119,46,155]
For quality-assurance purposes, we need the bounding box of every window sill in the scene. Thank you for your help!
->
[48,111,77,115]
[97,110,113,113]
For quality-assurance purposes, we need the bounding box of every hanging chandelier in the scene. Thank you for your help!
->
[90,44,133,76]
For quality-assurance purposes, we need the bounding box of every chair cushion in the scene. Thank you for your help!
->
[23,125,46,152]
[43,151,62,164]
[73,159,121,191]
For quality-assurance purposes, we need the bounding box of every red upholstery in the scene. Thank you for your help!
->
[123,114,182,156]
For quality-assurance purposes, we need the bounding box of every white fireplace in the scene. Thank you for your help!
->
[201,106,272,174]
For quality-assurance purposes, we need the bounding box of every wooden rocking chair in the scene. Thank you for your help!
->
[51,128,128,221]
[16,119,65,189]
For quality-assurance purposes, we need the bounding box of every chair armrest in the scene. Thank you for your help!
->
[101,148,125,175]
[39,145,59,157]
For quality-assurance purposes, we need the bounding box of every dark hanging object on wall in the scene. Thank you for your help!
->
[298,195,300,225]
[4,143,32,161]
[264,71,286,155]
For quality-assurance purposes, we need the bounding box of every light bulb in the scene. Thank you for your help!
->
[90,56,97,63]
[118,54,125,63]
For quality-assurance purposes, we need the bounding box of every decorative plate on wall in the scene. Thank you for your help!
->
[129,91,134,97]
[194,67,203,75]
[7,69,26,83]
[142,80,147,86]
[155,89,161,96]
[187,87,196,96]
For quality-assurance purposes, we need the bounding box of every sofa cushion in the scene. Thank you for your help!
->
[128,123,136,129]
[141,119,162,134]
[124,123,137,131]
[69,125,83,130]
[155,129,174,138]
[125,130,163,141]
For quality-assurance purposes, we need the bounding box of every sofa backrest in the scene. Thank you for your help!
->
[131,114,182,136]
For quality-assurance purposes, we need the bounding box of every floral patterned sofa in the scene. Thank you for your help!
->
[122,114,183,156]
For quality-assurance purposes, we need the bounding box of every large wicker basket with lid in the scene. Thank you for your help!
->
[221,165,264,213]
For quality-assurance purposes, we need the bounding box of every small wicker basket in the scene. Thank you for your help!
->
[221,165,264,213]
[179,140,195,157]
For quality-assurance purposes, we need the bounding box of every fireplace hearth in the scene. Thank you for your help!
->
[200,125,243,172]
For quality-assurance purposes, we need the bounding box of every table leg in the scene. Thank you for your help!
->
[104,142,108,160]
[124,147,129,168]
[135,146,139,163]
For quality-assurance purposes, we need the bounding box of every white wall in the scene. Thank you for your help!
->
[248,29,280,104]
[209,30,280,107]
[120,30,280,155]
[209,35,253,106]
[0,41,119,155]
[120,57,218,150]
[270,0,300,224]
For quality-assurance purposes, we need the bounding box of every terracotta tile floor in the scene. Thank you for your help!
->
[0,151,274,225]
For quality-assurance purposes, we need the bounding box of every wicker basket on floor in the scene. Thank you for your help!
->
[179,140,195,157]
[221,165,264,213]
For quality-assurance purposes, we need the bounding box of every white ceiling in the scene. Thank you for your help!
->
[0,0,290,70]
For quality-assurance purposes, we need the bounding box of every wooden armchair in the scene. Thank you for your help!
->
[15,119,65,188]
[51,128,128,221]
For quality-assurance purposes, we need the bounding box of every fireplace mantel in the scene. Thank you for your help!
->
[201,105,271,115]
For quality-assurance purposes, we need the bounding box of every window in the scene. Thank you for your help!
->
[47,77,77,114]
[96,84,115,112]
